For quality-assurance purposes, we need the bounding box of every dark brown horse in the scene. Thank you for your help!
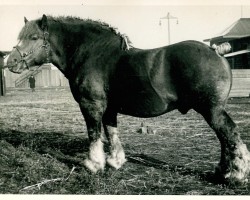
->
[6,15,250,184]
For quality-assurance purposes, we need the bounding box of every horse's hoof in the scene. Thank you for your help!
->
[214,143,250,185]
[215,166,248,185]
[107,156,127,170]
[215,163,250,184]
[83,158,105,173]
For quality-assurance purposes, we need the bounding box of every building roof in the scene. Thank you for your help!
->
[204,18,250,43]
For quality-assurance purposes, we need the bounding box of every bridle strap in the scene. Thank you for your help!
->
[43,31,49,41]
[42,32,50,63]
[12,31,51,69]
[13,45,30,70]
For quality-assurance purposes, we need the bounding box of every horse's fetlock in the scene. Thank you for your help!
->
[83,158,105,173]
[107,155,126,170]
[218,142,250,184]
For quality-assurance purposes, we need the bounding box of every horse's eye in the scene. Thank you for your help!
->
[31,35,38,40]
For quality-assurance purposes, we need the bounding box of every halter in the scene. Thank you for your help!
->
[12,31,50,70]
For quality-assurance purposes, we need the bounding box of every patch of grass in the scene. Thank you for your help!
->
[0,140,71,194]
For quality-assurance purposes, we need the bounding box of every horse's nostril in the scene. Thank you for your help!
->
[14,59,17,62]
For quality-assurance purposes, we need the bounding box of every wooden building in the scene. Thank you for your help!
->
[5,64,69,89]
[0,51,7,96]
[204,18,250,97]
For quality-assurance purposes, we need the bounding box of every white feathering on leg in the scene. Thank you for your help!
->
[83,139,106,173]
[106,126,126,169]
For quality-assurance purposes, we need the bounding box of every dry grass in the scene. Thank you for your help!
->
[0,88,250,194]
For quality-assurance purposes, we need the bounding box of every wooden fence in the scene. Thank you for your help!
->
[230,69,250,97]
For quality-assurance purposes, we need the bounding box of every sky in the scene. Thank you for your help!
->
[1,0,250,51]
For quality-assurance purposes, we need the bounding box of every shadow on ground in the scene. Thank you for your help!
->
[0,129,90,168]
[126,153,231,186]
[0,128,228,186]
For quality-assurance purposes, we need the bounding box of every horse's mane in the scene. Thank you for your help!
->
[18,15,133,50]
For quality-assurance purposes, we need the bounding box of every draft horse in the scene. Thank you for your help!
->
[6,15,250,184]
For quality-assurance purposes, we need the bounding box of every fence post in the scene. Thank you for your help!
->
[0,52,6,96]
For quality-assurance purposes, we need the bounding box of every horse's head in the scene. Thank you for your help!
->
[7,14,50,74]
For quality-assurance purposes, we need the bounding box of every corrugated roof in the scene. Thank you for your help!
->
[204,18,250,42]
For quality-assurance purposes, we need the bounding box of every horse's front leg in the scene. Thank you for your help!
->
[80,98,106,173]
[103,109,127,169]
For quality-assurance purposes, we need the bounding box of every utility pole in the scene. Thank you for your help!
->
[159,12,178,45]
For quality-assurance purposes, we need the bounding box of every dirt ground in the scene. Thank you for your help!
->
[0,87,250,194]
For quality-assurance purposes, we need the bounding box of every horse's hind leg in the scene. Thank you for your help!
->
[198,105,250,183]
[102,109,126,169]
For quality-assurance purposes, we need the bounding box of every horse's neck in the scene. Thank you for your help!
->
[49,24,120,77]
[49,26,87,76]
[49,38,68,75]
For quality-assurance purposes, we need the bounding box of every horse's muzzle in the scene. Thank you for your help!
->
[6,61,23,74]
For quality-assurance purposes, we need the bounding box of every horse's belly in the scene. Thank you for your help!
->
[118,92,176,118]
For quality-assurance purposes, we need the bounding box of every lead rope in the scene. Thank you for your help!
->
[43,31,50,63]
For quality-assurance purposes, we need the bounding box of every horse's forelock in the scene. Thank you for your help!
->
[18,20,41,40]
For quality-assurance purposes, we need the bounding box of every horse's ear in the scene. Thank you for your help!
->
[24,17,28,24]
[39,14,48,31]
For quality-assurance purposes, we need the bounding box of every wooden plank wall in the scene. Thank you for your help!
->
[230,69,250,97]
[5,68,69,88]
[5,71,19,88]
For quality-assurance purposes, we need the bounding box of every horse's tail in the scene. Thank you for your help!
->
[211,42,231,56]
